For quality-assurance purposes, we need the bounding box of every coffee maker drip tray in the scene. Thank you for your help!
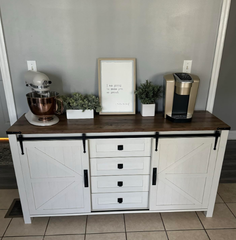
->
[25,111,59,126]
[166,114,192,123]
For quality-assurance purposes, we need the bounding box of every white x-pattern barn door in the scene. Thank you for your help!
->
[150,137,217,210]
[20,140,91,215]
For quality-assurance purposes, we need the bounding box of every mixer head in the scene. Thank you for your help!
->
[25,70,52,96]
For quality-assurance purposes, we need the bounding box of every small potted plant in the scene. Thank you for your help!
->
[135,80,162,117]
[61,93,102,119]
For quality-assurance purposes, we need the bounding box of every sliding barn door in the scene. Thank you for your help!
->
[150,137,217,210]
[20,140,91,215]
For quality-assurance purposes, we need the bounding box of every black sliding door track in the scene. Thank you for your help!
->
[17,131,221,155]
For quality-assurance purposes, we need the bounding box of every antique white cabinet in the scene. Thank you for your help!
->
[7,112,230,223]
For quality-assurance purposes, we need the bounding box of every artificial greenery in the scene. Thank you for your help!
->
[135,80,162,104]
[61,93,102,112]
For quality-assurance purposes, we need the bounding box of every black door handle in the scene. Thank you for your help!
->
[84,170,89,187]
[117,145,123,151]
[152,168,157,185]
[117,198,123,203]
[118,163,123,169]
[117,181,123,187]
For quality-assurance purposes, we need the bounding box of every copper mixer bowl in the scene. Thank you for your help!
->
[26,91,59,121]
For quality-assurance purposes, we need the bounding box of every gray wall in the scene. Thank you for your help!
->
[0,0,222,118]
[213,0,236,130]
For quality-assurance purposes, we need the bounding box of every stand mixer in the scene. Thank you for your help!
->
[25,70,62,126]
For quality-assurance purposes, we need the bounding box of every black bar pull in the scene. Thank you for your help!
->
[152,168,157,185]
[155,132,159,151]
[117,198,123,203]
[118,145,123,151]
[118,163,123,169]
[84,170,89,187]
[18,135,24,155]
[117,181,123,187]
[82,134,86,153]
[214,131,220,150]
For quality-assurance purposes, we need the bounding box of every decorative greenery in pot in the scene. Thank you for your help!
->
[61,93,102,119]
[135,80,162,117]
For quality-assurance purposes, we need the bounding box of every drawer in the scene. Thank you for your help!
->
[92,192,149,211]
[89,138,151,158]
[90,157,150,176]
[91,175,149,193]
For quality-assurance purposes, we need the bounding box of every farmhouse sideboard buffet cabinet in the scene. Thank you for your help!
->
[7,111,230,224]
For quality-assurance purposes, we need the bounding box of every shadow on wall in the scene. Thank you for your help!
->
[43,72,64,95]
[136,73,167,113]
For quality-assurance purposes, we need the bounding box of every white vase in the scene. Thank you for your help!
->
[141,103,155,117]
[66,109,94,119]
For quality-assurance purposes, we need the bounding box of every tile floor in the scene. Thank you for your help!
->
[1,184,236,240]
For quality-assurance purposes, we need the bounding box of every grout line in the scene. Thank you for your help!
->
[160,213,169,240]
[123,214,128,240]
[217,192,236,219]
[2,217,13,238]
[195,212,211,240]
[43,217,50,238]
[84,215,88,240]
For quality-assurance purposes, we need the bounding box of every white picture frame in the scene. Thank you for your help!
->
[98,58,136,115]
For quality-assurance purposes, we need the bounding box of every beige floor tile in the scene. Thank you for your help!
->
[125,213,164,231]
[44,235,84,240]
[127,231,167,240]
[207,229,236,240]
[0,210,11,237]
[5,217,49,236]
[218,183,236,202]
[226,203,236,216]
[167,230,209,240]
[0,190,19,210]
[86,233,126,240]
[161,212,203,230]
[2,237,43,240]
[46,216,86,235]
[215,194,224,203]
[197,203,236,229]
[86,214,125,233]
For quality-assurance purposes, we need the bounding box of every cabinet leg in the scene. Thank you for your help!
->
[204,205,214,218]
[23,214,32,224]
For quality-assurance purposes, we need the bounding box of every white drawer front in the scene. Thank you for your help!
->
[89,138,151,158]
[91,175,149,193]
[92,192,149,211]
[90,157,150,176]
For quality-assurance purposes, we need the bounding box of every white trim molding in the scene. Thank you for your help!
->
[0,13,17,125]
[228,130,236,140]
[206,0,231,113]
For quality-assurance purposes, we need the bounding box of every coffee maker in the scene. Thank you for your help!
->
[163,73,200,122]
[24,70,62,126]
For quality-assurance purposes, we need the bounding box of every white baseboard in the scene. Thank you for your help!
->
[228,130,236,140]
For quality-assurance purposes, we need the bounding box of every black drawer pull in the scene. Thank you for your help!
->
[117,145,123,151]
[118,163,123,169]
[117,181,123,187]
[117,198,123,203]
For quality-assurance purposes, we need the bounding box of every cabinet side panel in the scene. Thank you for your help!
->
[8,135,31,223]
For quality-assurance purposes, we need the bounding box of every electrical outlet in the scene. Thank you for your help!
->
[183,60,192,73]
[27,61,37,71]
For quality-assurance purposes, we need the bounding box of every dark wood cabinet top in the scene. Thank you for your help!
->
[6,111,230,135]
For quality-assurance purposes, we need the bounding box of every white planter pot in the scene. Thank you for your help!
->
[66,109,94,119]
[141,103,155,117]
